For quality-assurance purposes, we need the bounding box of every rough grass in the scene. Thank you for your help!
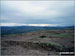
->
[1,29,74,55]
[53,33,73,38]
[38,42,64,52]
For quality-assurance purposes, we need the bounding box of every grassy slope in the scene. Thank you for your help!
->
[1,28,74,55]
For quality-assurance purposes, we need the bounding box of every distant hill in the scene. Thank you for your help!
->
[1,26,74,35]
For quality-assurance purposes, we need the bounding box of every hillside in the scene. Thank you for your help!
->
[1,26,74,35]
[1,27,74,55]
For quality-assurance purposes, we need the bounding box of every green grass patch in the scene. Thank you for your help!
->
[54,33,73,37]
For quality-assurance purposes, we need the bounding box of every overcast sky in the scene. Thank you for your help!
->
[1,1,74,26]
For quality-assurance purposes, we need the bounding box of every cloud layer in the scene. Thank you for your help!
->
[1,1,74,26]
[1,23,62,27]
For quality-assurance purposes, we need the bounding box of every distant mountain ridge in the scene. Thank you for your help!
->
[1,26,74,35]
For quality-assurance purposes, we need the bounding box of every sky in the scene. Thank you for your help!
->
[1,1,74,26]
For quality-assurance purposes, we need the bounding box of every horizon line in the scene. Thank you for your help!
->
[0,23,74,27]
